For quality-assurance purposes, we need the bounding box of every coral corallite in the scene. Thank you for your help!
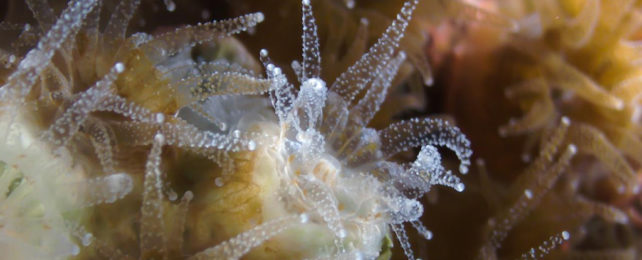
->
[0,0,474,259]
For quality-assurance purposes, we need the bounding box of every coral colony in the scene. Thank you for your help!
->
[0,0,484,259]
[10,0,637,258]
[457,1,642,259]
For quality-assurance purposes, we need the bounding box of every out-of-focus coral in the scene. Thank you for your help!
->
[438,0,642,259]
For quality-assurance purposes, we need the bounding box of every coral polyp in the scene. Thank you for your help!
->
[0,0,472,259]
[437,0,642,259]
[237,1,472,257]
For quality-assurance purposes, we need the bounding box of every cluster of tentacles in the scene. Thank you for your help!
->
[0,0,268,258]
[440,0,642,259]
[0,0,476,259]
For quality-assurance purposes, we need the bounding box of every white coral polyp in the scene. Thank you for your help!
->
[213,0,474,258]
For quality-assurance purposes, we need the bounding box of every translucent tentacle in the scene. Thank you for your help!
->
[188,214,303,260]
[66,221,94,249]
[182,71,272,104]
[74,1,102,84]
[561,0,600,48]
[85,118,117,174]
[82,0,102,36]
[289,78,327,131]
[93,95,160,123]
[166,191,193,258]
[300,175,346,241]
[378,117,472,174]
[25,0,55,32]
[41,62,124,146]
[568,123,638,194]
[141,13,265,62]
[343,128,381,167]
[329,0,418,103]
[140,133,167,258]
[517,117,570,180]
[319,92,350,144]
[486,119,571,248]
[410,220,433,240]
[612,75,642,102]
[10,24,40,53]
[391,223,415,260]
[104,0,141,45]
[332,18,369,78]
[409,145,465,192]
[520,231,570,260]
[499,79,555,136]
[185,103,229,131]
[545,54,624,110]
[574,196,628,224]
[260,49,297,123]
[301,0,321,81]
[66,173,133,208]
[350,51,406,127]
[112,118,257,153]
[487,144,575,250]
[1,0,99,102]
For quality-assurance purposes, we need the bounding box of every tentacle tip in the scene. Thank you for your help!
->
[345,0,355,9]
[560,116,570,126]
[614,99,625,110]
[256,12,265,23]
[114,62,125,73]
[360,17,369,26]
[260,49,268,57]
[183,190,194,201]
[398,51,407,59]
[299,213,309,223]
[424,76,434,87]
[561,231,570,240]
[459,164,469,174]
[567,144,577,155]
[248,140,257,151]
[154,133,165,143]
